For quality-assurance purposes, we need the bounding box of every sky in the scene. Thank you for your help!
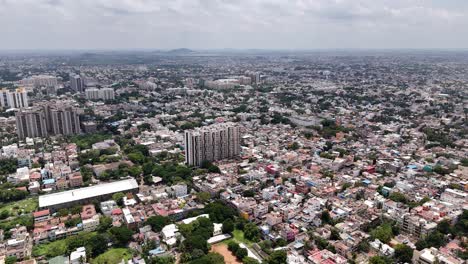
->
[1,0,468,50]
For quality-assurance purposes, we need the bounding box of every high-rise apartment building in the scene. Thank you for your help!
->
[46,106,81,136]
[21,75,58,89]
[185,122,241,166]
[0,88,29,109]
[16,105,81,139]
[85,88,100,100]
[245,71,261,84]
[100,88,115,100]
[70,75,85,93]
[85,87,115,100]
[15,108,48,139]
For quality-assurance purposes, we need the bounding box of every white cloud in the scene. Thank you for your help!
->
[0,0,467,49]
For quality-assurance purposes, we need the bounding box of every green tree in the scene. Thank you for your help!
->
[109,226,134,246]
[370,223,394,244]
[182,235,209,254]
[320,210,332,225]
[112,192,125,206]
[369,256,392,264]
[394,244,414,263]
[196,192,211,203]
[204,201,236,222]
[357,240,370,253]
[243,257,260,264]
[222,218,235,234]
[388,192,408,203]
[415,231,446,250]
[244,223,261,242]
[227,241,240,252]
[189,253,225,264]
[235,248,248,260]
[5,256,17,264]
[98,216,113,233]
[128,152,145,164]
[146,215,171,232]
[87,233,109,257]
[267,250,287,264]
[436,219,452,235]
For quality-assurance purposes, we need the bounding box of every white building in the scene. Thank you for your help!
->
[85,87,115,100]
[69,247,86,264]
[161,224,179,246]
[0,88,28,109]
[440,189,467,206]
[21,75,58,89]
[82,215,100,232]
[8,167,29,184]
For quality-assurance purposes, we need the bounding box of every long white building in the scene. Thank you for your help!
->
[185,122,241,166]
[85,87,115,100]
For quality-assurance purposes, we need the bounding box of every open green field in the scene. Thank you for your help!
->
[0,197,38,216]
[91,248,132,264]
[228,229,253,246]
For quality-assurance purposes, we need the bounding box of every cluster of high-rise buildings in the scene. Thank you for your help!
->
[15,105,81,139]
[184,122,241,166]
[85,87,115,101]
[20,75,58,89]
[0,88,29,109]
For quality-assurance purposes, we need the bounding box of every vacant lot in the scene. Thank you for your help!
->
[211,243,241,264]
[91,248,132,264]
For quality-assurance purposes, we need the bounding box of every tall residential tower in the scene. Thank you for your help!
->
[184,122,241,166]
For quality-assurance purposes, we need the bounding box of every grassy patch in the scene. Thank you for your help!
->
[0,197,38,216]
[32,232,97,259]
[33,239,68,258]
[91,248,132,264]
[232,229,252,246]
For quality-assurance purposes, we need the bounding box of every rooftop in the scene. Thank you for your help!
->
[39,178,138,208]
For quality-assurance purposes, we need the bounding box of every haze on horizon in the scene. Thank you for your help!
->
[1,0,468,50]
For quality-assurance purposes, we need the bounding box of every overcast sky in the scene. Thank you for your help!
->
[1,0,468,50]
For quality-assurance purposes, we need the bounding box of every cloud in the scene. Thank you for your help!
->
[0,0,467,49]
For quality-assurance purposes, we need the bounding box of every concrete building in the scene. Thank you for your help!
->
[85,88,100,99]
[38,178,139,211]
[45,105,81,136]
[70,75,84,93]
[21,75,58,89]
[205,79,240,89]
[15,108,48,139]
[184,122,241,166]
[85,87,115,100]
[16,105,81,139]
[0,88,29,109]
[100,88,115,100]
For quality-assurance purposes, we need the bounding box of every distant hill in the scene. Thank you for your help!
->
[166,48,195,54]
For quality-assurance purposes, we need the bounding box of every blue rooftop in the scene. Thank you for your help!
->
[43,179,55,184]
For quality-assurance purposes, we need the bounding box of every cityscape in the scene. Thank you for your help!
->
[0,1,467,264]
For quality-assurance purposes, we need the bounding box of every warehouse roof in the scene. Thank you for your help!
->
[39,178,138,208]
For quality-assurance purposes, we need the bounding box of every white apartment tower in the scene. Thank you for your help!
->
[85,88,100,100]
[100,88,115,100]
[0,88,29,109]
[85,87,115,100]
[185,122,241,166]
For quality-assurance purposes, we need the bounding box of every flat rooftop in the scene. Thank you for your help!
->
[39,178,138,208]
